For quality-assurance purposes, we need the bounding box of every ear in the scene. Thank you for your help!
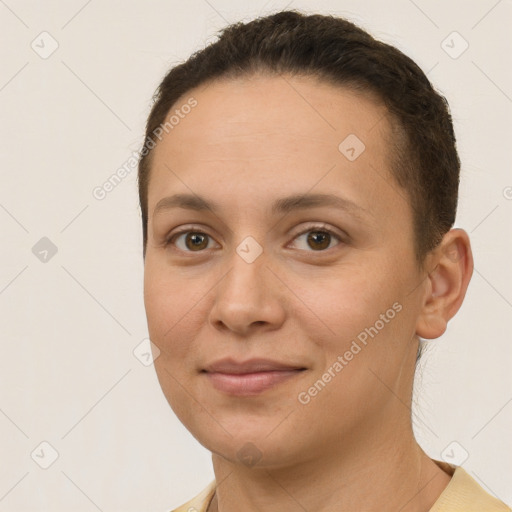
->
[415,228,474,339]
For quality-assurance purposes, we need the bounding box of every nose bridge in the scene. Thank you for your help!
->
[209,239,285,333]
[222,241,268,303]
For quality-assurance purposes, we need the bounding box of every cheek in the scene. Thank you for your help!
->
[143,261,220,377]
[144,263,193,360]
[144,267,204,416]
[303,264,412,386]
[299,267,394,341]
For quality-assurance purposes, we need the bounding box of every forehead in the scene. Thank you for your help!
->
[147,73,407,225]
[154,73,391,157]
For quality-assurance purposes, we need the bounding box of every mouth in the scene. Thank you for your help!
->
[203,369,307,395]
[201,358,307,396]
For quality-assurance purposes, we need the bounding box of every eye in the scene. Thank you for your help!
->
[165,224,344,254]
[167,230,218,252]
[289,224,343,252]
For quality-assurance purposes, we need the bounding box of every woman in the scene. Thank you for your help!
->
[138,10,511,512]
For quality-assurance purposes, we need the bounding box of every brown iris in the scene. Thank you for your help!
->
[307,231,331,250]
[185,232,209,251]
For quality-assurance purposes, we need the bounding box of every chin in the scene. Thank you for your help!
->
[189,421,308,470]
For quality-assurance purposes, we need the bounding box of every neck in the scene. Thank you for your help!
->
[208,423,451,512]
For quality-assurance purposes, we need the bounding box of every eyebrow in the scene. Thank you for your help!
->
[153,192,371,220]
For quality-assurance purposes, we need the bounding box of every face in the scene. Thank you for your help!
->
[143,74,428,468]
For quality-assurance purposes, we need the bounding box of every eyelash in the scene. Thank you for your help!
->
[165,224,345,254]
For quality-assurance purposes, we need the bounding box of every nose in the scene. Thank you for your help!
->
[208,250,286,337]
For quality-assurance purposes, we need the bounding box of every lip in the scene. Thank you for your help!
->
[202,358,307,396]
[203,357,306,374]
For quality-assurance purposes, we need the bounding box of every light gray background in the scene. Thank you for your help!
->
[1,1,511,510]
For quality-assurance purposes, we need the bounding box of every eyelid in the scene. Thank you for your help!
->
[165,225,220,251]
[287,223,345,250]
[166,222,346,252]
[289,222,344,240]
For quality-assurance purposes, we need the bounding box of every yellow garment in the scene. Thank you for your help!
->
[170,461,511,512]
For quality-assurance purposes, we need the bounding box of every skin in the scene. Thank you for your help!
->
[143,73,474,512]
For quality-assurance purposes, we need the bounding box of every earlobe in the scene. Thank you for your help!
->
[415,229,474,340]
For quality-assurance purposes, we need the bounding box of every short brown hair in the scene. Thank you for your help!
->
[137,10,460,265]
